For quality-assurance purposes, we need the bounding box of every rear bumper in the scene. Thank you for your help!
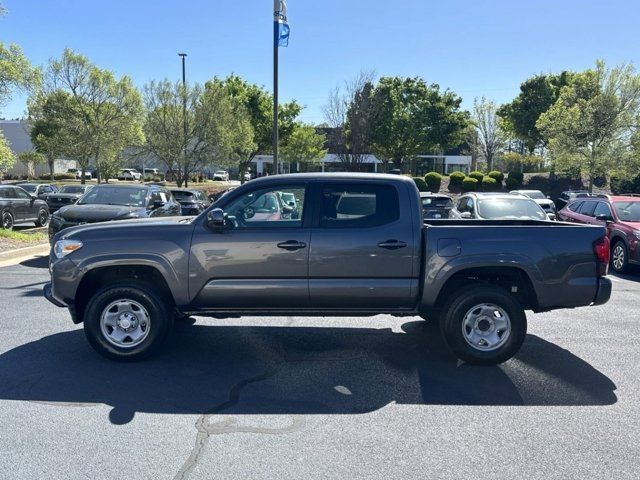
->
[592,277,612,306]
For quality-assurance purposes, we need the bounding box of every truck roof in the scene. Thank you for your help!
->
[248,172,415,186]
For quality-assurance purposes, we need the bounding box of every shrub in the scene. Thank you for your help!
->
[610,174,638,194]
[488,171,505,183]
[449,171,466,186]
[462,177,479,192]
[469,171,484,182]
[482,176,499,192]
[424,172,442,192]
[412,177,428,192]
[505,177,520,191]
[507,171,524,184]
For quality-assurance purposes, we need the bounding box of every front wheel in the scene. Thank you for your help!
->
[440,285,527,365]
[611,240,629,274]
[35,208,49,227]
[83,283,173,361]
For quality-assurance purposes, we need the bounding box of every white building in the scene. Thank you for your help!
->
[0,120,76,178]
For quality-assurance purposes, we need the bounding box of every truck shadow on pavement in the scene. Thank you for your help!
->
[0,321,617,424]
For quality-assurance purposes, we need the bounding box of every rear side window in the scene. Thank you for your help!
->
[567,201,583,212]
[579,201,597,217]
[319,184,399,228]
[0,188,15,199]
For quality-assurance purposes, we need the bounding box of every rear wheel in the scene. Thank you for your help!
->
[35,208,49,227]
[1,211,14,230]
[611,240,629,274]
[440,285,527,365]
[83,283,173,361]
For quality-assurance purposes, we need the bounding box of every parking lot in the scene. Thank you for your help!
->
[0,256,637,479]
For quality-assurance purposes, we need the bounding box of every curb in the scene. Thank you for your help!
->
[0,243,50,266]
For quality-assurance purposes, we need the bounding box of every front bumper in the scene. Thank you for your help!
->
[43,282,66,307]
[592,277,612,306]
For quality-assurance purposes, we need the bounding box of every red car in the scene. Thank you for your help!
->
[557,194,640,273]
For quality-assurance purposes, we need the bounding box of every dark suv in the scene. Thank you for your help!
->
[557,194,640,273]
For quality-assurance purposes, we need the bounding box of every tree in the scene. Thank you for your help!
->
[0,43,40,107]
[27,90,72,181]
[472,97,508,171]
[537,61,640,192]
[45,49,143,183]
[280,124,327,171]
[213,75,302,174]
[0,130,13,179]
[324,71,376,171]
[497,72,573,154]
[370,77,469,170]
[17,151,44,179]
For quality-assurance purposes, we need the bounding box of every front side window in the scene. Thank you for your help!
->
[14,188,31,200]
[225,185,306,228]
[593,202,613,220]
[319,184,399,228]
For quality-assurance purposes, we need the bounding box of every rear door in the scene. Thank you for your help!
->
[308,181,417,309]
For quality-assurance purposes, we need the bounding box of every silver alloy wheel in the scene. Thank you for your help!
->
[100,299,151,348]
[461,303,512,352]
[612,244,625,271]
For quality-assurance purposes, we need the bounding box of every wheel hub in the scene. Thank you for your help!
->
[116,312,138,331]
[462,303,512,352]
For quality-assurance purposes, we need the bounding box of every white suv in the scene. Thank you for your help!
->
[119,168,142,181]
[213,170,229,181]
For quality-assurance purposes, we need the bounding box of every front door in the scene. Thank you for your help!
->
[308,182,418,309]
[13,187,33,222]
[189,183,311,310]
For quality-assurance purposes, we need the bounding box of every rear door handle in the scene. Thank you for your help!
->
[277,240,307,251]
[377,240,407,250]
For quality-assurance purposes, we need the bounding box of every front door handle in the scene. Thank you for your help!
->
[277,240,307,251]
[377,240,407,250]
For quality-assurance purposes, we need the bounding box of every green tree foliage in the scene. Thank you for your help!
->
[0,43,40,107]
[370,77,469,169]
[498,72,573,153]
[27,90,72,181]
[468,171,484,182]
[280,124,327,172]
[487,171,504,183]
[0,130,14,178]
[537,61,640,192]
[17,151,44,179]
[45,49,143,183]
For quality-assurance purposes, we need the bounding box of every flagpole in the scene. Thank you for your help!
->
[273,0,279,175]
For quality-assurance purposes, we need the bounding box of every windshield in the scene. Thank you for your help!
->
[523,191,545,199]
[60,185,87,194]
[613,201,640,222]
[19,185,36,193]
[77,187,148,207]
[478,198,547,220]
[422,197,453,208]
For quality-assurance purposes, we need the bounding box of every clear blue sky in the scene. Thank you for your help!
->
[2,0,639,123]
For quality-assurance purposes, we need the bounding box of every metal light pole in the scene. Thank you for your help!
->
[273,0,279,175]
[178,52,188,186]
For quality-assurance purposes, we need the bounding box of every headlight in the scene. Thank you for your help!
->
[54,239,83,258]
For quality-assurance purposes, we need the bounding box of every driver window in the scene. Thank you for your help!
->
[225,185,306,228]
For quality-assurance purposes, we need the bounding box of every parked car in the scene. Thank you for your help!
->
[67,168,92,180]
[420,192,454,219]
[170,188,211,216]
[242,171,252,182]
[48,184,181,241]
[213,170,229,181]
[46,173,611,365]
[557,190,596,210]
[557,194,640,273]
[17,183,59,200]
[0,185,49,229]
[118,168,142,181]
[46,184,94,213]
[510,190,556,216]
[452,192,552,221]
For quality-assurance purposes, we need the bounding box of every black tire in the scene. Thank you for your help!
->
[83,283,173,361]
[440,285,527,366]
[610,240,629,274]
[1,210,13,230]
[35,208,49,227]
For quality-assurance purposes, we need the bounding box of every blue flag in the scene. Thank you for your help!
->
[275,0,289,47]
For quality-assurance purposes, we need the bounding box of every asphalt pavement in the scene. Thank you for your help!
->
[0,257,638,480]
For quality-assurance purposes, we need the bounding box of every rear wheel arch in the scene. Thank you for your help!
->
[75,265,175,324]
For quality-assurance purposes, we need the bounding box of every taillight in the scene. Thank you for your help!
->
[593,236,610,277]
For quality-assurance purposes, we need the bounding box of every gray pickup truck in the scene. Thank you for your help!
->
[44,173,612,365]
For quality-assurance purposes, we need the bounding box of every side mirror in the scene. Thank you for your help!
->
[153,201,166,209]
[459,211,472,219]
[207,208,225,227]
[29,194,37,201]
[595,214,612,224]
[282,204,294,214]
